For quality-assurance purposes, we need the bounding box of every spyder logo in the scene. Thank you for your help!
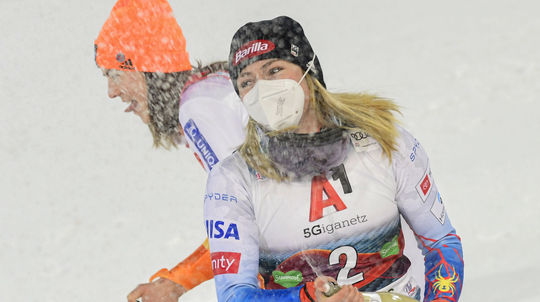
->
[433,265,458,295]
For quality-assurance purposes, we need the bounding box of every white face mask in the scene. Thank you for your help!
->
[242,55,315,131]
[242,78,305,131]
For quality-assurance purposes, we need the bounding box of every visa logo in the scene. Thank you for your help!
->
[206,220,240,240]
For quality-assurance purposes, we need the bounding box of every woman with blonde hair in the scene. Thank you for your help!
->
[204,16,463,301]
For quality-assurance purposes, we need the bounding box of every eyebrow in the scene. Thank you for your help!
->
[261,59,280,70]
[238,59,281,78]
[238,70,251,78]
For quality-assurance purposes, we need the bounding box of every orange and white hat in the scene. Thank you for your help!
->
[95,0,191,73]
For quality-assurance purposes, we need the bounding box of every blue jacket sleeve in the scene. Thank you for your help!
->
[221,285,303,302]
[392,128,464,301]
[418,230,464,302]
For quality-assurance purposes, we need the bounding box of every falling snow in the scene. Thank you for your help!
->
[1,0,539,301]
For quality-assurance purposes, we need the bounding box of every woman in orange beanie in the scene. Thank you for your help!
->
[95,0,192,148]
[95,0,248,301]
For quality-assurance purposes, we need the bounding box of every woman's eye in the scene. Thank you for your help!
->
[269,67,282,75]
[240,79,252,89]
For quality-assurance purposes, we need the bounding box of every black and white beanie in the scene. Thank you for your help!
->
[228,16,325,94]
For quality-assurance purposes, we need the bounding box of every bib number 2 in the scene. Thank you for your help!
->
[329,246,364,285]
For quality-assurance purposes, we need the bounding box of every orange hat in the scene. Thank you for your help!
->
[95,0,191,73]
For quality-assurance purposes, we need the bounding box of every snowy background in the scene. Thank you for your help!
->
[1,0,539,301]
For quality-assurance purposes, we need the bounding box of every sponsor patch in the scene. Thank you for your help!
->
[211,252,241,275]
[430,192,446,224]
[309,175,347,222]
[234,40,275,66]
[433,265,458,295]
[184,119,219,170]
[205,192,238,203]
[303,213,367,238]
[115,52,134,70]
[410,139,421,162]
[119,59,134,70]
[404,277,421,299]
[379,235,400,258]
[272,270,303,288]
[348,130,377,152]
[415,169,433,202]
[206,220,240,240]
[290,44,299,57]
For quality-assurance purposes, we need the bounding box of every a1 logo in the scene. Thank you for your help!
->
[309,175,347,222]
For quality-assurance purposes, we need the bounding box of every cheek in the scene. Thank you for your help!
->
[140,112,151,124]
[133,82,147,99]
[133,80,149,104]
[138,95,150,116]
[238,91,247,100]
[237,80,253,100]
[138,102,151,124]
[300,81,310,103]
[238,87,252,101]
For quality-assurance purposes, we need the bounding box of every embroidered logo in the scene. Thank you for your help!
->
[433,266,458,295]
[272,270,303,288]
[184,119,219,170]
[348,130,376,152]
[116,52,134,70]
[379,235,400,258]
[309,175,347,222]
[290,44,299,57]
[234,40,275,65]
[415,169,433,202]
[430,192,446,224]
[211,252,241,275]
[205,220,240,240]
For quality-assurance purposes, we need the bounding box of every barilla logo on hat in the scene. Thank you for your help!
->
[234,40,275,66]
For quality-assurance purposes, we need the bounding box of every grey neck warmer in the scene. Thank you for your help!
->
[259,126,350,179]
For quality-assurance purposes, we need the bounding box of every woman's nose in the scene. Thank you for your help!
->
[107,78,120,99]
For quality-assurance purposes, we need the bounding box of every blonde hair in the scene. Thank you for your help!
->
[239,74,401,181]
